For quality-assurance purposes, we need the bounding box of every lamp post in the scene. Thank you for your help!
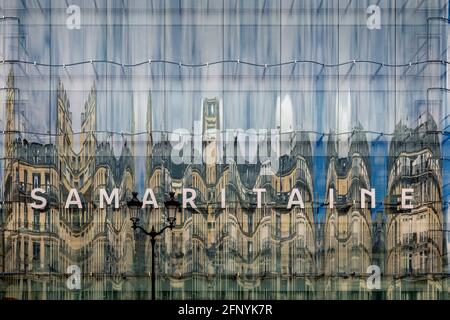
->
[128,191,180,300]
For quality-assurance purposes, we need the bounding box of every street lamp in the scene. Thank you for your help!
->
[127,191,143,225]
[128,191,181,300]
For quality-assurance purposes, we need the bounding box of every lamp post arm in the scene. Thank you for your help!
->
[132,225,154,237]
[155,224,173,237]
[132,223,174,239]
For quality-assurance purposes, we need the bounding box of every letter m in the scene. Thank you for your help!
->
[99,188,119,209]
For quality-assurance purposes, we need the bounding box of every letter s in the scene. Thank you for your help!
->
[31,188,47,210]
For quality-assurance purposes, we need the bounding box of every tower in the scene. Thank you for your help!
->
[202,97,220,186]
[146,91,153,179]
[4,68,16,169]
[386,117,444,300]
[323,127,373,299]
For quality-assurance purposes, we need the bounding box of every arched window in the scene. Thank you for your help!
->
[352,216,360,246]
[329,217,335,247]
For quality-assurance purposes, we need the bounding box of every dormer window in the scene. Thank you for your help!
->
[208,103,214,116]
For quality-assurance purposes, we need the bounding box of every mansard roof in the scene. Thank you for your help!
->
[96,140,134,183]
[236,163,261,189]
[388,114,441,171]
[291,131,313,171]
[149,130,315,189]
[13,138,56,166]
[326,125,370,179]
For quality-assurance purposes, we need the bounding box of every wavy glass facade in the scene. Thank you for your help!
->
[0,0,449,300]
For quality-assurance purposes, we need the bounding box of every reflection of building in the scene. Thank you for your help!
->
[146,96,316,299]
[2,69,136,299]
[372,211,386,300]
[0,74,448,300]
[2,69,61,299]
[385,115,444,300]
[323,126,373,299]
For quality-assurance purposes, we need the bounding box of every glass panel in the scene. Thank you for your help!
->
[0,0,448,301]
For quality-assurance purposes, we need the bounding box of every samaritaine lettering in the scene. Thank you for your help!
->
[29,187,415,210]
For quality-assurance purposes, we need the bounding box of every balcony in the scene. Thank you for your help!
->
[6,183,59,206]
[402,233,417,247]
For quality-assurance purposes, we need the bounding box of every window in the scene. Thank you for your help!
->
[45,173,50,193]
[330,221,335,247]
[275,214,281,238]
[403,252,413,273]
[32,173,40,188]
[33,210,40,231]
[24,170,28,191]
[45,243,51,271]
[298,252,304,273]
[420,251,427,273]
[247,241,253,261]
[45,212,51,231]
[275,246,281,272]
[16,241,21,270]
[32,242,40,271]
[261,225,269,250]
[208,103,214,116]
[352,218,360,246]
[24,242,29,271]
[408,253,413,273]
[24,205,28,228]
